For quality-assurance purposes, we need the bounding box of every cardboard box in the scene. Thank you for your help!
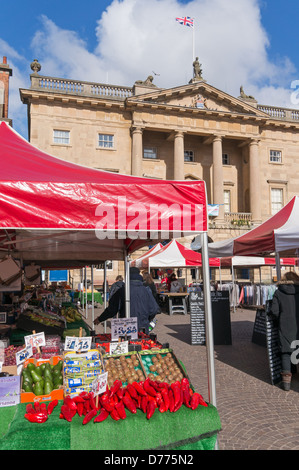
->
[0,365,20,407]
[21,356,64,403]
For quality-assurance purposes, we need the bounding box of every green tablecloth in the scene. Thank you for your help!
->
[0,401,221,451]
[77,292,103,304]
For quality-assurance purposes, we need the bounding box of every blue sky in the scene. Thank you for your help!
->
[1,0,298,138]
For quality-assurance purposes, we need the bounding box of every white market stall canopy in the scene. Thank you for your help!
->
[206,196,299,258]
[130,239,221,269]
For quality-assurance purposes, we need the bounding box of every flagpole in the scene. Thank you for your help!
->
[192,18,195,60]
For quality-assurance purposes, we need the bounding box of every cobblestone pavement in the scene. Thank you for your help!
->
[91,306,299,450]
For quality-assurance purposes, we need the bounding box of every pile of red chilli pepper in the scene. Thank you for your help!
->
[24,377,207,425]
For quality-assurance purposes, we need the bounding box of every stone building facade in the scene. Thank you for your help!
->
[18,59,299,285]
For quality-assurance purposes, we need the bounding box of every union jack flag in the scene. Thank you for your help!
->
[176,16,194,28]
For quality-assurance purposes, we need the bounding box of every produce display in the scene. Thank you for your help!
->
[105,353,146,388]
[3,345,24,366]
[64,350,105,398]
[139,351,185,384]
[60,306,82,323]
[56,376,207,425]
[21,359,63,395]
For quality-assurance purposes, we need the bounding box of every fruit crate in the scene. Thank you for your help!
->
[21,356,64,403]
[16,311,65,336]
[138,348,190,385]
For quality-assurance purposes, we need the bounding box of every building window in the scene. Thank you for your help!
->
[184,150,194,162]
[222,153,230,165]
[53,130,70,145]
[223,190,231,213]
[143,147,157,159]
[98,134,114,148]
[271,188,283,214]
[270,150,282,163]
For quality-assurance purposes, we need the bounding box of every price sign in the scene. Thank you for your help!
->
[111,318,138,341]
[25,332,46,349]
[92,372,108,396]
[64,336,92,352]
[109,341,128,355]
[16,345,33,366]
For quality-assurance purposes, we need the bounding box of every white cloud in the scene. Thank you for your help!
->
[2,0,299,137]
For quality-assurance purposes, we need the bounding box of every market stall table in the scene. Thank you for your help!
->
[165,293,189,315]
[0,400,221,450]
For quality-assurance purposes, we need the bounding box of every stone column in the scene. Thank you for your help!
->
[212,135,224,220]
[173,131,184,180]
[249,139,261,223]
[131,126,143,176]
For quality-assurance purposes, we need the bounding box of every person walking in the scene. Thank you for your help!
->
[94,267,160,334]
[270,271,299,391]
[109,275,124,299]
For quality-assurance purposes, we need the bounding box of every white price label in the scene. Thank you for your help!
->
[111,318,138,341]
[64,336,92,352]
[92,372,108,396]
[16,345,33,366]
[109,341,128,355]
[25,332,46,349]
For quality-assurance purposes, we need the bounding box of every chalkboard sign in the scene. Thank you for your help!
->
[189,291,232,346]
[189,291,205,345]
[265,300,282,385]
[252,308,267,347]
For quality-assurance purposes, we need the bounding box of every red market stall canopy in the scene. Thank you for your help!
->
[207,196,299,258]
[130,239,221,269]
[219,256,298,268]
[0,122,208,265]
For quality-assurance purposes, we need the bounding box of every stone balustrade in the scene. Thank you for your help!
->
[30,74,133,99]
[257,104,299,121]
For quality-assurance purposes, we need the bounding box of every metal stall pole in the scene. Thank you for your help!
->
[103,261,107,333]
[91,265,94,331]
[231,264,236,312]
[85,266,88,319]
[125,254,130,318]
[200,232,217,408]
[81,268,84,312]
[275,253,281,282]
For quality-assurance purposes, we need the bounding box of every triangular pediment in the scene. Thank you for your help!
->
[127,81,268,118]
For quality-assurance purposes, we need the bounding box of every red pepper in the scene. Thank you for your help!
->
[34,402,41,413]
[89,393,97,410]
[82,408,98,425]
[155,392,163,407]
[77,402,84,417]
[126,383,138,400]
[110,408,121,421]
[174,387,184,412]
[47,399,58,415]
[168,388,175,412]
[183,387,192,408]
[61,404,74,422]
[146,399,156,419]
[123,392,137,414]
[159,401,167,413]
[94,408,109,423]
[171,381,181,408]
[79,391,89,400]
[84,400,91,414]
[161,388,169,412]
[110,379,122,397]
[141,395,149,414]
[101,394,114,412]
[181,378,190,390]
[64,396,77,412]
[132,381,147,397]
[190,393,208,409]
[143,378,157,397]
[116,387,124,400]
[115,400,126,419]
[24,412,48,423]
[73,395,85,403]
[26,403,35,414]
[149,379,160,391]
[40,403,47,413]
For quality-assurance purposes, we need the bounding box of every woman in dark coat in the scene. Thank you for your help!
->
[270,271,299,391]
